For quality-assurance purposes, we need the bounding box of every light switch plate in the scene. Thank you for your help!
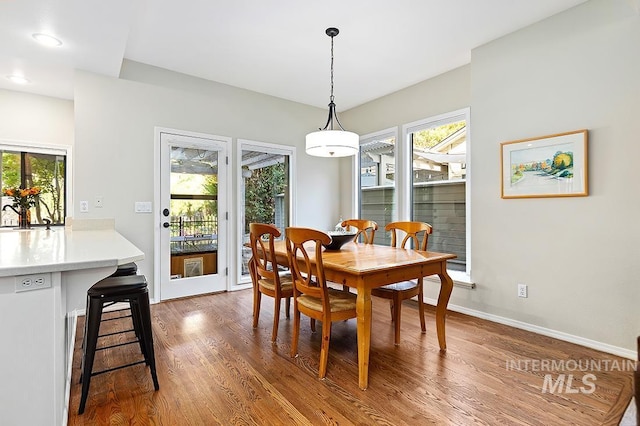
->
[135,201,152,213]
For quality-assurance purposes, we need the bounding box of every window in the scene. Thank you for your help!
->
[168,146,219,279]
[356,108,470,276]
[238,140,295,283]
[407,110,468,272]
[1,143,67,227]
[357,128,397,246]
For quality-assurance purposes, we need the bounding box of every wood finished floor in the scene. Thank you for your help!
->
[67,289,634,425]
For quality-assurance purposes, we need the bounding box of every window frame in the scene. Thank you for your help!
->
[353,108,472,283]
[402,107,471,279]
[235,139,296,287]
[354,127,398,245]
[0,139,71,227]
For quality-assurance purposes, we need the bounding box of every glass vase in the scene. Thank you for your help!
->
[18,208,31,229]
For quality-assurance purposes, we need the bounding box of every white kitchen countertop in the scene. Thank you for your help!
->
[0,227,144,277]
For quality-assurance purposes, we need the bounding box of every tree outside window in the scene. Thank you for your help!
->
[1,150,66,227]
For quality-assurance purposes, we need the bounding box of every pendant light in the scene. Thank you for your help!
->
[305,27,359,157]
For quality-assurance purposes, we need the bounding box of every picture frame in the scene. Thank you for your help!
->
[500,129,588,199]
[183,257,204,277]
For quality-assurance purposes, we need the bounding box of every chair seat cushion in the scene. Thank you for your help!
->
[297,288,357,313]
[372,280,419,293]
[258,272,293,292]
[88,274,148,297]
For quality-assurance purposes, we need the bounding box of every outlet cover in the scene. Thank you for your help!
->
[15,273,52,292]
[517,284,528,298]
[80,200,89,212]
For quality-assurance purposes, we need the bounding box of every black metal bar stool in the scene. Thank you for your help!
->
[78,273,159,414]
[80,262,139,355]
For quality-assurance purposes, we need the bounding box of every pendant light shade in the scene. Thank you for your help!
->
[305,27,359,158]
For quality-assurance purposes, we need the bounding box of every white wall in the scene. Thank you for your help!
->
[469,0,639,352]
[73,63,342,304]
[0,88,73,146]
[343,0,639,354]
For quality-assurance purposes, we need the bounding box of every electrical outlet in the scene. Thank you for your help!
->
[95,196,104,208]
[15,273,51,292]
[517,283,528,298]
[80,200,89,212]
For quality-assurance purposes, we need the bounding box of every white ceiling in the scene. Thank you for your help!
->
[0,0,588,110]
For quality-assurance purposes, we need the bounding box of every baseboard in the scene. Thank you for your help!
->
[63,309,78,426]
[423,297,636,360]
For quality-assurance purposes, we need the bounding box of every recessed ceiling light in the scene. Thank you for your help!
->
[7,75,30,85]
[32,33,63,47]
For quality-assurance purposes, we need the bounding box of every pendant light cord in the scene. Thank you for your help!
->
[330,33,335,103]
[319,27,347,132]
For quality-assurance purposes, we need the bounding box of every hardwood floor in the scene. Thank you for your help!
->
[67,289,634,425]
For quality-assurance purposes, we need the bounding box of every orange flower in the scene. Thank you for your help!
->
[2,186,42,210]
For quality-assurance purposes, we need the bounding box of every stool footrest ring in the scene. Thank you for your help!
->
[96,339,139,351]
[91,360,146,377]
[98,328,135,338]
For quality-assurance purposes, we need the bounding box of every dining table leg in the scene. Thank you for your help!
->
[436,267,454,351]
[356,281,372,390]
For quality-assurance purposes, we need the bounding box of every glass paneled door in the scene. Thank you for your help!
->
[238,141,293,283]
[160,132,228,300]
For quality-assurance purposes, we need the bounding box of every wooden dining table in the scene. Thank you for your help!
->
[269,240,456,390]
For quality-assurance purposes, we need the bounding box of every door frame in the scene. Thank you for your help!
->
[153,127,232,302]
[235,139,297,288]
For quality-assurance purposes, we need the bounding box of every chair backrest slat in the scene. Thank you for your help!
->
[341,219,378,244]
[285,227,332,310]
[384,221,432,250]
[249,223,284,291]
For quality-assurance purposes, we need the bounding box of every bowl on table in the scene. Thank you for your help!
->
[323,231,356,251]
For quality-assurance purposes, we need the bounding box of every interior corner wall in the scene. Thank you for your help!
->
[344,0,639,353]
[73,66,340,305]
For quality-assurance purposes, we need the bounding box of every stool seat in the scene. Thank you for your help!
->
[110,262,138,277]
[88,275,147,297]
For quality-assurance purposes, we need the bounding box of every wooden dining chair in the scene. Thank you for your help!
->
[336,219,378,292]
[371,221,433,345]
[249,223,293,343]
[340,219,378,244]
[285,227,357,379]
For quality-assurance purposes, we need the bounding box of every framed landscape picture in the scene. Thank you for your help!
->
[501,130,588,199]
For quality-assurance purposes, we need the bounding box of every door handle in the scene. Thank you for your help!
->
[162,208,170,217]
[163,222,170,228]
